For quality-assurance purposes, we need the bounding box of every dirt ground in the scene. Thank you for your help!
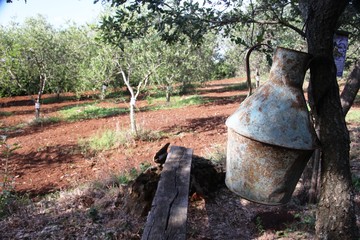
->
[0,78,359,239]
[0,78,246,196]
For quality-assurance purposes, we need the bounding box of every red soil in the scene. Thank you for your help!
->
[0,78,247,196]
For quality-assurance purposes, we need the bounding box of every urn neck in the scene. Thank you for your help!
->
[269,47,311,88]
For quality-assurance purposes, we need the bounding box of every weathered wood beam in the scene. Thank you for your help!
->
[142,146,193,240]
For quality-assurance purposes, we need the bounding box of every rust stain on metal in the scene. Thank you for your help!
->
[226,130,313,205]
[225,47,317,205]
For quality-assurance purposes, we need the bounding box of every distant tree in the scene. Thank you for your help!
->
[112,37,161,134]
[151,34,217,102]
[19,16,60,118]
[0,16,56,118]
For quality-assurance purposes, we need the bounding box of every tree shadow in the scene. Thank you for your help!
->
[3,100,96,117]
[0,183,146,239]
[0,99,34,108]
[202,95,246,106]
[6,143,86,196]
[198,82,249,95]
[1,121,65,139]
[162,115,228,135]
[186,154,313,239]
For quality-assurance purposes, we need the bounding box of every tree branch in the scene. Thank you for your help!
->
[341,60,360,116]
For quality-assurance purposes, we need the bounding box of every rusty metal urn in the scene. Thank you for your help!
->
[225,47,318,205]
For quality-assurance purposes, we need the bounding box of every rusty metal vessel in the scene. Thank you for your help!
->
[225,47,318,205]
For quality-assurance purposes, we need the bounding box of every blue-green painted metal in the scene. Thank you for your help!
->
[225,47,318,205]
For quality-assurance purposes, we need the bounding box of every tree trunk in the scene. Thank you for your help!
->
[302,0,359,238]
[166,85,171,103]
[341,60,360,116]
[308,148,320,203]
[101,84,107,100]
[35,73,46,119]
[130,97,137,135]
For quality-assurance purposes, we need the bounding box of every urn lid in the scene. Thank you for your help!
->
[226,47,318,150]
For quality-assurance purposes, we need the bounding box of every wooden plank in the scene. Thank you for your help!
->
[142,146,193,240]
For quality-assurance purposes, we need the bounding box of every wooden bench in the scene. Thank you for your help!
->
[142,146,193,240]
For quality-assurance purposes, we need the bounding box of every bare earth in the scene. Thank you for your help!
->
[0,78,359,239]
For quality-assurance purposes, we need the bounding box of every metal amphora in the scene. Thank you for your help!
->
[225,47,318,205]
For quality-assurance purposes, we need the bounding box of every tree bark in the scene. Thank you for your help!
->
[302,0,359,238]
[119,70,138,135]
[35,73,46,119]
[129,98,137,135]
[166,85,171,103]
[341,60,360,116]
[308,148,320,203]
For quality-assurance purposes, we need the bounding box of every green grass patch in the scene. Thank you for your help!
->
[346,109,360,123]
[80,129,122,151]
[116,168,140,185]
[177,95,208,106]
[59,94,208,122]
[0,111,12,117]
[60,103,127,121]
[79,127,165,152]
[0,123,27,134]
[29,116,62,126]
[134,128,165,142]
[147,95,209,110]
[223,82,251,91]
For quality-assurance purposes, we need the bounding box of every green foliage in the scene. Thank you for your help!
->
[116,164,150,184]
[139,162,152,172]
[59,104,127,121]
[346,109,360,123]
[1,12,223,101]
[212,58,237,80]
[117,174,132,185]
[98,2,217,46]
[0,16,121,98]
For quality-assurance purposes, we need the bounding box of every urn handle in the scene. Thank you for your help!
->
[245,43,274,97]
